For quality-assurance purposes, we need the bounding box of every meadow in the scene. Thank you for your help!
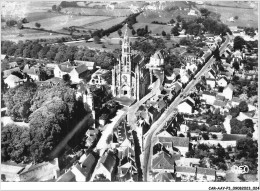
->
[24,15,110,31]
[197,4,258,28]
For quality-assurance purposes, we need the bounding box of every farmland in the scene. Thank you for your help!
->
[61,7,133,17]
[197,3,258,28]
[82,17,126,30]
[23,15,111,31]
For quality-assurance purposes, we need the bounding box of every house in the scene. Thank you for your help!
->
[154,99,167,112]
[187,9,197,16]
[177,97,195,114]
[186,62,197,73]
[117,157,137,182]
[71,164,88,182]
[85,128,99,147]
[180,124,189,133]
[23,64,40,81]
[8,62,18,68]
[222,83,234,100]
[157,136,189,157]
[147,49,167,68]
[54,64,74,79]
[89,69,110,86]
[212,100,226,109]
[196,167,216,182]
[222,134,247,141]
[206,78,216,89]
[74,60,95,70]
[92,150,117,181]
[236,111,255,121]
[1,162,26,181]
[56,170,75,182]
[19,158,60,182]
[4,74,24,88]
[204,34,215,41]
[1,54,8,60]
[231,97,241,107]
[175,157,200,167]
[175,166,196,181]
[70,64,91,83]
[2,67,20,79]
[217,77,228,87]
[201,91,216,105]
[154,172,174,182]
[152,151,176,173]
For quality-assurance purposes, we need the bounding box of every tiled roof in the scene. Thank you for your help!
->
[196,167,216,176]
[82,153,96,172]
[222,134,247,141]
[100,151,116,173]
[56,170,75,182]
[152,49,167,60]
[176,166,196,173]
[231,97,240,103]
[154,172,174,182]
[74,60,95,67]
[3,67,20,78]
[157,100,167,111]
[224,83,234,91]
[75,64,89,74]
[158,136,189,148]
[216,95,225,101]
[202,91,216,96]
[213,100,226,107]
[58,65,74,73]
[152,151,175,170]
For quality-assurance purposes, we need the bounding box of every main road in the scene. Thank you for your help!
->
[142,34,231,181]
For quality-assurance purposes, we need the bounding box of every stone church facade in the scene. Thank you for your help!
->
[111,26,150,101]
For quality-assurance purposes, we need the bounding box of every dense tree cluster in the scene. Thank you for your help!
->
[230,118,254,134]
[233,36,246,50]
[236,138,258,173]
[1,40,116,70]
[91,12,140,38]
[2,83,88,163]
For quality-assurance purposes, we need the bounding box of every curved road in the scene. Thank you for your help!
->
[142,34,231,181]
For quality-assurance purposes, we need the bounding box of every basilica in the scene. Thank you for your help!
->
[111,26,150,101]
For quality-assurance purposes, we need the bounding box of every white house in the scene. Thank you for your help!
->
[71,164,87,182]
[196,167,216,182]
[222,83,234,100]
[206,78,216,89]
[89,69,110,86]
[188,9,197,16]
[201,91,216,105]
[217,77,228,87]
[74,60,96,70]
[92,150,116,181]
[175,157,200,167]
[147,49,166,69]
[175,166,196,181]
[177,97,195,114]
[4,74,24,88]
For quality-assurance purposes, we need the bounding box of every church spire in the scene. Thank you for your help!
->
[123,23,129,44]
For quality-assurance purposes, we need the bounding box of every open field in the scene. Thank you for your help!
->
[205,1,256,9]
[83,17,126,30]
[25,12,61,22]
[197,4,258,28]
[61,7,133,17]
[23,15,110,31]
[134,23,173,35]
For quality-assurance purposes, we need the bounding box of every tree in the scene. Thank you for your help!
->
[52,4,57,11]
[200,8,210,17]
[229,107,240,118]
[171,26,179,36]
[62,74,71,86]
[212,134,218,139]
[179,37,191,45]
[35,22,41,28]
[93,36,101,44]
[238,101,248,112]
[176,15,182,22]
[232,61,240,70]
[243,119,254,133]
[3,82,37,121]
[202,133,209,140]
[169,19,175,24]
[161,30,166,36]
[117,29,122,37]
[234,16,238,20]
[132,29,136,36]
[17,22,23,30]
[197,143,209,151]
[233,36,246,50]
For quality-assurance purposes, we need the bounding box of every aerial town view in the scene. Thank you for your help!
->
[0,0,259,186]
